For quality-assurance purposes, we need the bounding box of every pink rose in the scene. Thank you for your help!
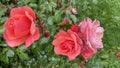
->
[79,18,104,60]
[3,6,40,48]
[52,30,83,60]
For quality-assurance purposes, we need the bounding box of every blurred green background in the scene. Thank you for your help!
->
[0,0,120,68]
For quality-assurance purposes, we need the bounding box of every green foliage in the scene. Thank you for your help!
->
[0,0,120,68]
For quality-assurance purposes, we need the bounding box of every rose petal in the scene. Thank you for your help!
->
[10,6,36,19]
[67,44,81,60]
[22,6,36,19]
[25,28,40,48]
[67,30,82,60]
[4,29,16,40]
[81,43,97,60]
[90,36,103,48]
[96,27,104,38]
[68,54,76,60]
[54,46,61,54]
[13,15,31,37]
[25,11,36,35]
[86,18,92,24]
[55,30,68,38]
[52,37,66,46]
[5,18,14,30]
[10,7,25,17]
[93,20,100,27]
[3,31,27,47]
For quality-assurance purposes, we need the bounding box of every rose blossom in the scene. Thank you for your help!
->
[79,18,104,60]
[3,6,40,47]
[52,30,83,60]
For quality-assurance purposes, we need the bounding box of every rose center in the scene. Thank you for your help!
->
[61,40,75,53]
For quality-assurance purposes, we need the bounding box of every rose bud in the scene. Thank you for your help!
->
[116,52,120,58]
[71,24,79,33]
[59,18,69,25]
[71,8,77,14]
[44,31,50,37]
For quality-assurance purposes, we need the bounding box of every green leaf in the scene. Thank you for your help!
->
[70,15,77,23]
[54,10,63,23]
[18,51,29,61]
[17,45,27,52]
[101,54,110,59]
[16,46,29,60]
[48,5,52,12]
[0,8,7,17]
[101,61,109,66]
[47,16,54,25]
[0,17,8,23]
[93,0,98,4]
[6,49,15,57]
[55,15,61,23]
[72,63,79,68]
[29,3,37,8]
[0,24,4,34]
[40,37,49,44]
[51,2,57,8]
[0,44,7,47]
[1,48,8,54]
[30,0,35,3]
[0,54,9,63]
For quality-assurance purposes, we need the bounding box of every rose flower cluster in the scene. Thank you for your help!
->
[52,18,104,60]
[3,6,104,61]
